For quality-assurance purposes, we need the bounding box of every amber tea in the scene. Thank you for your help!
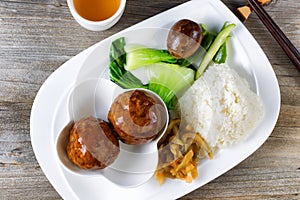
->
[73,0,120,21]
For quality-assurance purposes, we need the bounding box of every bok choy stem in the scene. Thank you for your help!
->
[196,23,236,79]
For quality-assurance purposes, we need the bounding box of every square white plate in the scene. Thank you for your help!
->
[30,0,280,199]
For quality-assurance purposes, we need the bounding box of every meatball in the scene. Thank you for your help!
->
[67,116,119,169]
[108,90,168,145]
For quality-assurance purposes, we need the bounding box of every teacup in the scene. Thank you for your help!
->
[67,0,126,31]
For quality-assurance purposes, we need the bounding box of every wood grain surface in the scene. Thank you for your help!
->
[0,0,299,199]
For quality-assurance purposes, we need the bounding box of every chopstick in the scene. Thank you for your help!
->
[247,0,300,71]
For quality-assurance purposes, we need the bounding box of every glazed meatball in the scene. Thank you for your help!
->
[108,90,167,145]
[67,116,119,169]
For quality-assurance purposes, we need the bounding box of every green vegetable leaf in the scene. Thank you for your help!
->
[109,37,146,89]
[124,44,177,71]
[213,36,230,64]
[147,62,195,109]
[196,23,236,79]
[201,33,216,51]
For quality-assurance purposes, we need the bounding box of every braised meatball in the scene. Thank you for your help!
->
[108,90,167,145]
[67,116,119,169]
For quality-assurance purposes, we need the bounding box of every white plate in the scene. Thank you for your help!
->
[30,0,280,199]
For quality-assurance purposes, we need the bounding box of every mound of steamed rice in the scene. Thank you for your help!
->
[178,64,265,149]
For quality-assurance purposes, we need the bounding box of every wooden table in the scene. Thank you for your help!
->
[0,0,299,199]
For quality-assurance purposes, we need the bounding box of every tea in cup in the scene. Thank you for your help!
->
[67,0,126,31]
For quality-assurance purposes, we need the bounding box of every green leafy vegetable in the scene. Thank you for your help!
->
[201,33,215,51]
[213,36,230,64]
[200,24,216,51]
[109,37,146,89]
[200,23,231,64]
[196,23,236,79]
[124,44,177,71]
[147,62,195,109]
[212,22,232,64]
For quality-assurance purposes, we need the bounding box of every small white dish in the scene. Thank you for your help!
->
[55,78,169,187]
[67,0,126,31]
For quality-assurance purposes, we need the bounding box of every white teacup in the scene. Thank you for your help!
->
[67,0,126,31]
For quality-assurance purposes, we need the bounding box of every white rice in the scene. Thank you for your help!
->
[178,64,265,149]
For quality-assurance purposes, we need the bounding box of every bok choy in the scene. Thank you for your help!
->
[196,23,235,79]
[147,62,195,109]
[124,44,177,71]
[109,37,146,89]
[200,23,232,64]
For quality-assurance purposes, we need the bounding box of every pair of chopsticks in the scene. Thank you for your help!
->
[243,0,300,71]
